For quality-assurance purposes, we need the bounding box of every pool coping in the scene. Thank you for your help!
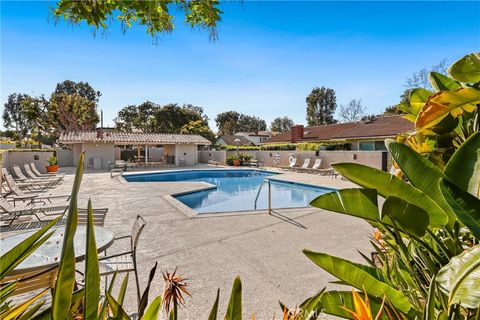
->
[120,167,337,217]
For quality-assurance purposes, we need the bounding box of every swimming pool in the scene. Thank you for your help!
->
[123,169,333,213]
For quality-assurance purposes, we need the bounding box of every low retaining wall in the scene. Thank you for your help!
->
[198,149,388,170]
[1,150,55,173]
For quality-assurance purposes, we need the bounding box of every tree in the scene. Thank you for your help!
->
[270,116,294,133]
[404,59,448,89]
[54,80,101,103]
[114,102,210,134]
[383,105,405,115]
[52,0,222,42]
[338,99,366,122]
[237,115,267,133]
[306,87,337,126]
[2,93,33,147]
[215,111,240,135]
[180,120,216,143]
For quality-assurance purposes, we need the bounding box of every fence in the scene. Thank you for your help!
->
[198,149,389,170]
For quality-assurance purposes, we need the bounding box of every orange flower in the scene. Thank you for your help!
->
[373,229,382,241]
[342,289,385,320]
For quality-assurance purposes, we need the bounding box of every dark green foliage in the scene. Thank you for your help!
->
[215,111,267,135]
[306,86,337,126]
[270,116,294,133]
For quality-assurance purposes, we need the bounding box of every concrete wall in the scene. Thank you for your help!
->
[175,144,197,166]
[1,150,54,173]
[76,143,115,170]
[318,150,387,170]
[114,147,121,160]
[198,150,227,164]
[57,149,74,167]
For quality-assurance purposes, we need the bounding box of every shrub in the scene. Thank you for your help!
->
[121,149,137,162]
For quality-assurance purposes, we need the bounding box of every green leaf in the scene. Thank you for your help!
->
[84,199,100,320]
[207,289,220,320]
[448,52,480,83]
[410,88,433,116]
[428,72,462,92]
[424,276,436,320]
[309,188,385,223]
[225,276,242,320]
[382,196,429,237]
[299,288,325,320]
[314,290,389,320]
[52,151,84,320]
[140,295,162,320]
[106,292,131,320]
[436,244,480,308]
[444,132,480,198]
[439,179,480,240]
[386,140,455,225]
[138,262,158,318]
[331,163,448,227]
[2,288,48,320]
[117,273,129,307]
[303,250,413,315]
[0,218,59,278]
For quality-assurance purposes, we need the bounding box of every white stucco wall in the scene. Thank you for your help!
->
[174,144,197,166]
[71,143,115,170]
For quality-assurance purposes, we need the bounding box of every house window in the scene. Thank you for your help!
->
[359,142,375,151]
[374,141,387,151]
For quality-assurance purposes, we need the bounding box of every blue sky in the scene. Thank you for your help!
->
[2,1,479,131]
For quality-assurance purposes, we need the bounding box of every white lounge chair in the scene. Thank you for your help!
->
[280,157,297,171]
[11,166,56,188]
[306,159,322,173]
[2,168,51,192]
[23,164,62,184]
[0,198,68,225]
[30,163,65,178]
[294,159,311,172]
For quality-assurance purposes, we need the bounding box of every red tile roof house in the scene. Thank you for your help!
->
[58,131,211,170]
[261,115,413,151]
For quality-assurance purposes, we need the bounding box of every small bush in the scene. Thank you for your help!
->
[121,149,137,162]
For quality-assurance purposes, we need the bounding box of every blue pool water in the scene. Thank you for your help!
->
[124,169,333,213]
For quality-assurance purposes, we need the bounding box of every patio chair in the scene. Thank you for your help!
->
[11,166,56,188]
[29,163,65,179]
[0,208,108,233]
[280,156,297,171]
[294,158,311,172]
[2,169,51,193]
[306,159,322,173]
[0,198,68,226]
[1,265,58,312]
[23,164,62,184]
[98,215,146,305]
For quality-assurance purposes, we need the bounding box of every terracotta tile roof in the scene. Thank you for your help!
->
[218,135,254,146]
[262,115,413,144]
[58,131,211,145]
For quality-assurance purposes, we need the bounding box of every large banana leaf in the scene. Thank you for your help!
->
[225,276,242,320]
[439,179,480,240]
[309,188,386,224]
[444,132,480,198]
[0,217,59,278]
[314,290,389,320]
[428,72,462,92]
[410,88,433,116]
[84,199,100,320]
[331,163,448,227]
[381,196,429,237]
[303,250,413,315]
[436,244,480,308]
[415,88,480,129]
[447,52,480,83]
[386,140,455,224]
[52,151,84,320]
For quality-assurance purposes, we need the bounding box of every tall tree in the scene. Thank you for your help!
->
[180,120,216,143]
[52,0,222,42]
[114,102,210,134]
[404,59,448,89]
[215,111,240,135]
[270,116,294,133]
[237,115,267,134]
[2,93,33,147]
[306,87,337,126]
[338,99,366,122]
[54,80,101,103]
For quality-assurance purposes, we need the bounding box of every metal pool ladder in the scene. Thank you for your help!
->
[254,179,273,214]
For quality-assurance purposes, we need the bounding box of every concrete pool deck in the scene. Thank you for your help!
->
[3,165,373,319]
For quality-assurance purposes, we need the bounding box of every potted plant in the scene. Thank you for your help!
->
[232,159,241,166]
[46,155,59,173]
